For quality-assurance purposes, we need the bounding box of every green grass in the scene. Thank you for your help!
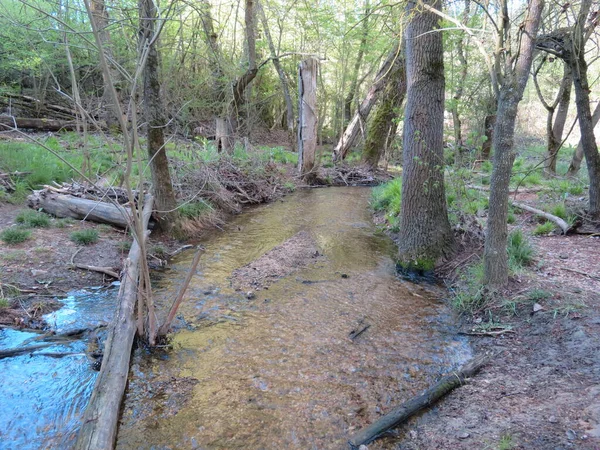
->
[548,178,585,196]
[15,210,50,228]
[451,261,486,312]
[117,241,132,252]
[179,200,214,219]
[371,177,402,215]
[526,289,552,301]
[507,230,534,270]
[70,229,99,245]
[533,221,555,235]
[0,228,32,244]
[549,203,567,219]
[0,298,9,308]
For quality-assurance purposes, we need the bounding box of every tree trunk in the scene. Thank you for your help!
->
[481,112,496,159]
[297,58,319,183]
[139,0,178,231]
[344,0,370,126]
[397,0,454,270]
[547,65,572,173]
[362,49,406,170]
[0,116,79,131]
[483,0,543,289]
[566,101,600,177]
[333,41,402,161]
[257,1,294,133]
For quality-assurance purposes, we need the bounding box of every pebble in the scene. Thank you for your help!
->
[458,432,470,439]
[548,416,558,423]
[566,429,577,440]
[246,291,256,299]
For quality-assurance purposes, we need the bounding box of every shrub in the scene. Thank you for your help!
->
[70,229,99,245]
[533,221,555,235]
[0,228,31,244]
[507,230,534,269]
[16,210,50,228]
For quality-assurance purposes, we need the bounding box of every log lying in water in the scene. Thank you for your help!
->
[348,353,492,448]
[28,190,131,228]
[74,196,153,450]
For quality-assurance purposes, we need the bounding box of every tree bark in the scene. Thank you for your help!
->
[397,0,454,270]
[333,41,402,161]
[297,58,319,183]
[566,101,600,177]
[483,0,543,289]
[0,116,79,131]
[362,48,406,170]
[344,0,370,126]
[139,0,178,231]
[547,64,572,173]
[74,196,153,450]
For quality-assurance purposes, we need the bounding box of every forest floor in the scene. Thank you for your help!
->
[392,197,600,449]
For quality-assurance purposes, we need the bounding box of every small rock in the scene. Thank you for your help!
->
[358,446,368,450]
[548,416,558,423]
[246,291,256,299]
[533,303,544,313]
[458,432,470,439]
[31,269,47,277]
[566,429,577,440]
[559,254,569,259]
[341,273,349,279]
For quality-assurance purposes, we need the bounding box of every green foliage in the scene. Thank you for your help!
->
[507,230,534,270]
[533,221,555,235]
[70,229,99,245]
[549,203,567,219]
[526,289,552,301]
[0,228,31,244]
[118,241,132,252]
[451,261,486,313]
[0,298,9,309]
[179,200,213,219]
[498,433,515,450]
[548,179,584,195]
[371,178,402,215]
[15,210,50,228]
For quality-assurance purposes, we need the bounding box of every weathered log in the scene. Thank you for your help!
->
[0,116,78,131]
[348,353,491,448]
[511,201,570,234]
[74,196,153,450]
[28,190,131,228]
[0,343,55,359]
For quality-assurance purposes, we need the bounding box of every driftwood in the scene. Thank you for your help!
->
[0,116,79,131]
[0,343,55,359]
[512,201,570,234]
[28,190,131,228]
[348,353,492,448]
[75,196,153,450]
[70,248,120,279]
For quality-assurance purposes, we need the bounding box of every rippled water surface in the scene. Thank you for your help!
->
[117,187,471,449]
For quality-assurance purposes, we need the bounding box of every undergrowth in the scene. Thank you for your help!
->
[1,228,31,244]
[70,229,99,245]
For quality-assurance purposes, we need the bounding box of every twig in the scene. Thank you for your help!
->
[559,267,600,281]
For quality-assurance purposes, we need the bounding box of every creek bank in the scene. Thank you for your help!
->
[375,203,600,448]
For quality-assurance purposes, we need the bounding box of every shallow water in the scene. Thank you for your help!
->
[117,187,471,449]
[0,288,117,449]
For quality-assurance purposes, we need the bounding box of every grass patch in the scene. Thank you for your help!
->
[70,229,99,245]
[15,210,50,228]
[549,203,567,219]
[507,230,534,270]
[533,221,555,235]
[0,228,31,244]
[452,261,486,313]
[371,177,402,215]
[117,241,132,252]
[179,200,213,219]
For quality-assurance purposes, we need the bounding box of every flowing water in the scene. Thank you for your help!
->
[117,187,471,449]
[0,187,470,449]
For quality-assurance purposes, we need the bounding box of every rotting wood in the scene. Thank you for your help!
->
[0,116,79,131]
[348,353,492,448]
[511,201,570,234]
[74,195,153,450]
[0,343,55,359]
[28,190,131,228]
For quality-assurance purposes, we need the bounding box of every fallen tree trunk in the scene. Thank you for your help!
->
[74,196,153,450]
[0,116,78,131]
[28,190,131,228]
[348,353,491,448]
[0,343,55,359]
[511,201,570,234]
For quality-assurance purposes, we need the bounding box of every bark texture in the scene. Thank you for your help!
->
[397,0,453,269]
[344,0,370,125]
[139,0,178,230]
[567,101,600,176]
[297,58,319,183]
[483,0,543,288]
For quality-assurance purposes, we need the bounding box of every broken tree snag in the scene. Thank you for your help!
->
[298,57,319,184]
[28,190,131,228]
[511,201,570,234]
[348,353,491,449]
[74,196,153,450]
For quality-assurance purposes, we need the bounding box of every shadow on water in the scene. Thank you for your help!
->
[117,187,471,449]
[0,288,117,449]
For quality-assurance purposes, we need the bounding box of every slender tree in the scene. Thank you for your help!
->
[397,0,454,270]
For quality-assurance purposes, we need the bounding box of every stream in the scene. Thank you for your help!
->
[0,187,471,449]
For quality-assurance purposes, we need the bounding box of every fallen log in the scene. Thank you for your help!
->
[348,353,492,448]
[0,343,55,359]
[0,116,78,131]
[28,190,131,228]
[511,201,570,234]
[74,196,153,450]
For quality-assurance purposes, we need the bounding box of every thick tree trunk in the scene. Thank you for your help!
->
[483,0,543,289]
[74,197,153,450]
[566,101,600,177]
[362,50,406,169]
[139,0,178,231]
[297,58,319,183]
[397,0,454,270]
[257,1,294,132]
[332,41,401,161]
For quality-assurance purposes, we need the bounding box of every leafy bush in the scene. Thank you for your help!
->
[16,210,50,228]
[533,221,555,235]
[0,228,31,244]
[70,229,99,245]
[507,230,534,269]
